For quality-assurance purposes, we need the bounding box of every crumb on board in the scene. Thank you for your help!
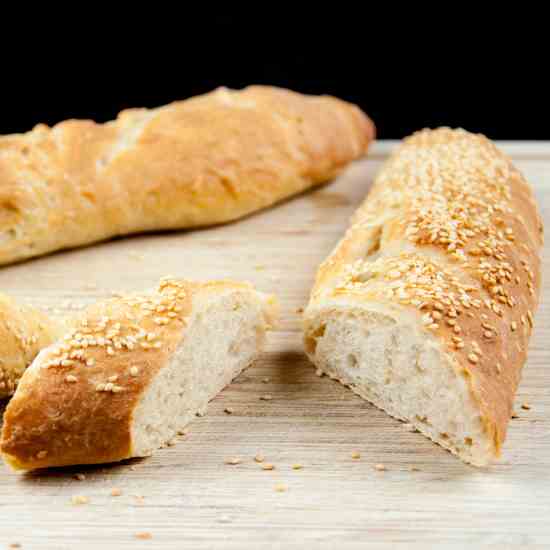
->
[224,407,234,414]
[135,532,152,540]
[260,394,273,401]
[274,483,287,493]
[521,402,531,410]
[71,495,89,505]
[511,411,520,419]
[111,488,122,497]
[224,457,242,465]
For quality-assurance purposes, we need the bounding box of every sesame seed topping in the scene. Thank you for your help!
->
[130,366,139,376]
[261,463,275,470]
[467,353,479,364]
[65,374,78,383]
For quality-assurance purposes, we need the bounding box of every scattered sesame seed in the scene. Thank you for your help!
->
[292,464,303,470]
[274,483,287,493]
[130,366,139,376]
[254,454,265,463]
[71,495,89,505]
[262,463,275,471]
[111,488,122,497]
[224,407,234,414]
[511,412,520,419]
[521,403,531,411]
[65,374,78,383]
[262,377,270,383]
[351,451,361,460]
[224,457,242,465]
[511,321,517,331]
[135,532,152,540]
[36,450,48,459]
[373,464,387,471]
[467,353,479,364]
[74,473,86,481]
[260,394,273,401]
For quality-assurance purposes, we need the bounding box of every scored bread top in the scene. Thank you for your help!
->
[309,128,543,454]
[0,85,374,265]
[1,278,277,470]
[0,293,63,398]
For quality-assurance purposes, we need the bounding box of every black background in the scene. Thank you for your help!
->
[1,14,547,140]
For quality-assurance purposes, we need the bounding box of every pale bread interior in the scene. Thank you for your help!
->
[304,304,494,466]
[131,290,268,457]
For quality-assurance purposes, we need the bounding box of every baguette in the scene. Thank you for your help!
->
[1,278,278,470]
[304,128,543,466]
[0,86,374,266]
[0,293,63,398]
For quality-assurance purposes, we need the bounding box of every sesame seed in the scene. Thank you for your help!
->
[111,488,122,497]
[74,473,86,481]
[262,377,270,383]
[274,483,287,493]
[260,394,273,401]
[130,366,139,376]
[292,464,303,470]
[224,457,242,465]
[135,532,152,540]
[65,374,78,383]
[373,463,387,471]
[521,403,531,410]
[36,450,48,459]
[511,321,517,331]
[262,463,275,470]
[467,353,479,364]
[351,451,361,460]
[224,407,234,414]
[254,454,265,463]
[71,495,89,505]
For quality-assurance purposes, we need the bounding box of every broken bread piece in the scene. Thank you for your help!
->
[0,293,64,399]
[304,128,543,466]
[1,278,277,470]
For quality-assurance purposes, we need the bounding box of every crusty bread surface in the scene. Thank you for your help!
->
[0,86,374,266]
[304,128,543,466]
[1,278,278,470]
[0,293,63,399]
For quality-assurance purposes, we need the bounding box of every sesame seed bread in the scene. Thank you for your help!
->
[0,86,374,266]
[0,293,64,398]
[304,129,543,466]
[1,278,278,470]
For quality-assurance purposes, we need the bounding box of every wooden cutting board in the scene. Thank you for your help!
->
[1,141,549,549]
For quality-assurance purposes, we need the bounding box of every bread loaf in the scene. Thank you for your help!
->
[0,86,374,266]
[0,293,63,398]
[1,278,278,470]
[303,128,543,466]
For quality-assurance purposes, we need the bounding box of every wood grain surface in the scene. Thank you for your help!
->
[0,141,549,549]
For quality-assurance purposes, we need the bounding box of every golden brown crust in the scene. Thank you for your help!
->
[308,128,543,458]
[0,86,374,266]
[0,293,63,398]
[0,278,273,470]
